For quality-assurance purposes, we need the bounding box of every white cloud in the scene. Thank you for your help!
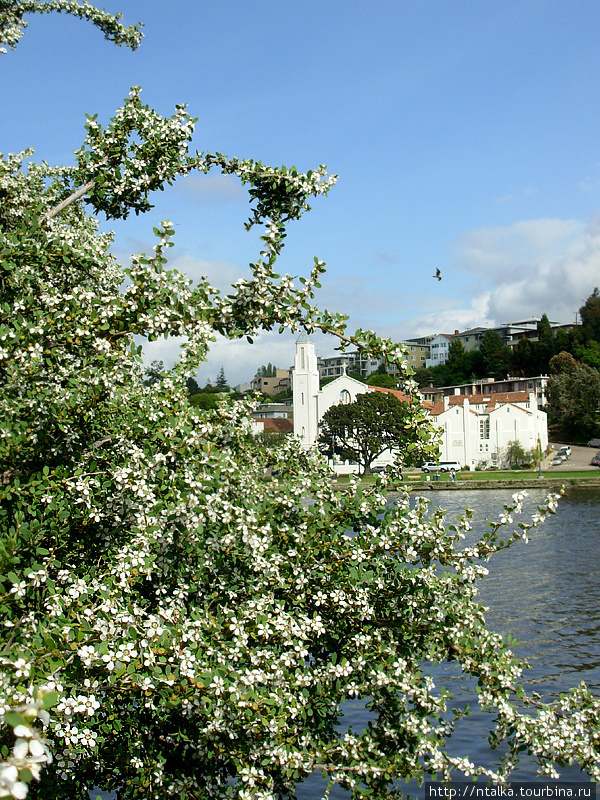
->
[453,216,600,324]
[140,328,303,389]
[386,293,494,339]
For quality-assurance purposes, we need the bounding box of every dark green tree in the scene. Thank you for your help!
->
[186,376,200,395]
[347,371,367,383]
[535,314,554,371]
[511,337,535,377]
[441,339,485,385]
[579,287,600,342]
[366,373,398,389]
[414,366,434,387]
[317,391,424,474]
[546,352,600,440]
[480,331,511,379]
[573,340,600,371]
[554,327,571,358]
[446,338,465,368]
[142,359,165,386]
[216,366,229,390]
[255,363,277,378]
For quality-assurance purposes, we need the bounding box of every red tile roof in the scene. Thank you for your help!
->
[257,418,294,433]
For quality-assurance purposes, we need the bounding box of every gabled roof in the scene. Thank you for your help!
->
[430,391,533,416]
[324,373,371,391]
[429,400,446,416]
[371,386,410,402]
[257,418,294,433]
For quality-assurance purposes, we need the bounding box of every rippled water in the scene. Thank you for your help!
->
[300,486,600,798]
[92,487,600,798]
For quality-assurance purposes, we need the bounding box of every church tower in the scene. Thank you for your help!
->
[292,333,320,449]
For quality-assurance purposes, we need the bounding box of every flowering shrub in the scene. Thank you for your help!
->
[1,4,600,799]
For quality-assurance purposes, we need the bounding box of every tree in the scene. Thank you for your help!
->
[546,353,600,440]
[2,6,600,799]
[318,391,430,474]
[365,372,398,388]
[414,365,434,387]
[534,313,554,371]
[511,336,535,377]
[446,337,465,367]
[185,376,200,395]
[504,440,534,469]
[579,287,600,342]
[255,363,277,378]
[215,365,229,390]
[480,330,511,379]
[188,392,220,410]
[439,338,485,385]
[143,359,166,386]
[574,340,600,371]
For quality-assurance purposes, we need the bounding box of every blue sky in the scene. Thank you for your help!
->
[3,0,600,385]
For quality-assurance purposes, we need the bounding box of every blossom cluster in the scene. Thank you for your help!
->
[0,1,142,54]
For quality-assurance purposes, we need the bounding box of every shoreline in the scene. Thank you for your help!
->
[333,476,600,492]
[397,477,600,490]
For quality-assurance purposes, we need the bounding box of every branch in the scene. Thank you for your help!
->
[43,179,95,222]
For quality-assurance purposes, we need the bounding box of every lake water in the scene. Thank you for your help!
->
[300,486,600,798]
[92,487,600,799]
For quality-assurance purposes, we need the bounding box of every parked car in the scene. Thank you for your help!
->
[587,438,600,448]
[421,460,461,473]
[551,456,565,467]
[590,455,600,467]
[371,465,403,478]
[559,446,571,458]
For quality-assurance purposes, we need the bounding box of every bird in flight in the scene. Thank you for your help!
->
[433,268,442,281]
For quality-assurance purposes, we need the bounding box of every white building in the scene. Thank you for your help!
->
[429,393,548,470]
[425,333,454,368]
[292,334,548,473]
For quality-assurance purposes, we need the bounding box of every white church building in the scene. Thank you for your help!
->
[292,334,548,473]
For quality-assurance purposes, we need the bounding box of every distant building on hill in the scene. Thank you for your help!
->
[250,368,291,396]
[425,333,454,368]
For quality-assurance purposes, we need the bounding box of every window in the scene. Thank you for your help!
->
[480,418,490,439]
[339,389,351,404]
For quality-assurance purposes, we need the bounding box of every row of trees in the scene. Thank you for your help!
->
[2,5,600,799]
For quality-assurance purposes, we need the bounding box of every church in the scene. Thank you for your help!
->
[291,334,548,474]
[292,333,414,473]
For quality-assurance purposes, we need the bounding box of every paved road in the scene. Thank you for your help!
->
[546,443,600,471]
